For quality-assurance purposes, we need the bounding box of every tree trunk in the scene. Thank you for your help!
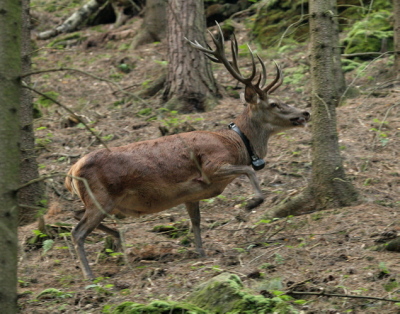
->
[308,0,358,207]
[163,0,220,112]
[394,0,400,77]
[267,0,358,218]
[19,0,45,226]
[0,0,22,312]
[330,0,346,100]
[131,0,167,49]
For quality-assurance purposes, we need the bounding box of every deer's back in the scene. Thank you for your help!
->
[68,130,243,214]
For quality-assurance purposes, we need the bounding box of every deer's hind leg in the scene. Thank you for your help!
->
[74,209,121,244]
[72,200,122,280]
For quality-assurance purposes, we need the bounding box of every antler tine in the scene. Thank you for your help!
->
[268,61,283,94]
[185,37,220,63]
[211,23,257,85]
[186,22,259,87]
[262,61,283,94]
[230,33,240,74]
[254,73,263,87]
[244,44,257,84]
[256,54,267,88]
[185,38,211,54]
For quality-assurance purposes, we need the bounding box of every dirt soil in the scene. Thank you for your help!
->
[18,14,400,314]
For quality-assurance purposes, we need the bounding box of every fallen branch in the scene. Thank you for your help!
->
[341,51,398,58]
[289,290,400,303]
[22,84,110,150]
[37,0,107,40]
[17,173,104,218]
[21,67,149,106]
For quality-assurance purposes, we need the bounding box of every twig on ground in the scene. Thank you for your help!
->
[288,290,400,303]
[21,67,150,106]
[247,245,284,264]
[22,84,110,151]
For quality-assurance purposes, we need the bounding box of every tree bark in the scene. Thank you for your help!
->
[267,0,358,218]
[131,0,167,49]
[0,0,22,312]
[394,0,400,77]
[163,0,220,112]
[19,0,45,226]
[330,0,346,100]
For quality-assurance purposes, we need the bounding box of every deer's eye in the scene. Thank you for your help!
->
[270,102,279,109]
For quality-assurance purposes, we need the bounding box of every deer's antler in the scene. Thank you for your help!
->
[185,22,283,99]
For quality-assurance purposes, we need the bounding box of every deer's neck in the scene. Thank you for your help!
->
[233,107,272,159]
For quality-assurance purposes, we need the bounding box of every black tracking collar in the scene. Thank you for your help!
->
[228,123,265,171]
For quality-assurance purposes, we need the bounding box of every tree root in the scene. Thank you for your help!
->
[137,72,166,98]
[131,28,158,50]
[264,188,316,219]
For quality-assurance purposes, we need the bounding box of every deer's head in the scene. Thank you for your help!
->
[186,23,310,134]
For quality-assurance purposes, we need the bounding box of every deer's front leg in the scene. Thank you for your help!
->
[185,201,206,257]
[212,164,264,210]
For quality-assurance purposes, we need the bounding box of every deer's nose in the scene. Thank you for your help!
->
[303,111,310,119]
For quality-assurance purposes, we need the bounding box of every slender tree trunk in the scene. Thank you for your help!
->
[0,0,22,312]
[163,0,220,112]
[267,0,358,218]
[394,0,400,77]
[19,0,45,226]
[131,0,167,49]
[308,0,357,208]
[330,0,346,100]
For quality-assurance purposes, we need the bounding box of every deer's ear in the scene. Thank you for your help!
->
[244,85,258,105]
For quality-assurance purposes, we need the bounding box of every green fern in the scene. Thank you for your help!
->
[343,10,394,57]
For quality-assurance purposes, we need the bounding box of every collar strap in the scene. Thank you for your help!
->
[228,123,265,171]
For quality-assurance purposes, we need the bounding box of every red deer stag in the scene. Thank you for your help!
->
[65,25,310,279]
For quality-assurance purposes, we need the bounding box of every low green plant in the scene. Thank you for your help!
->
[384,279,400,292]
[137,107,152,116]
[370,118,390,146]
[101,134,114,141]
[154,60,168,66]
[36,288,73,300]
[117,62,131,72]
[141,79,152,87]
[104,248,124,258]
[42,239,54,255]
[343,10,394,58]
[35,91,59,108]
[109,71,123,80]
[157,108,203,129]
[283,64,308,91]
[152,224,188,239]
[274,253,285,265]
[18,279,30,288]
[35,131,53,148]
[341,59,363,73]
[378,262,390,275]
[85,282,115,296]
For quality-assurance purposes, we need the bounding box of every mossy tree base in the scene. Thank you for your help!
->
[265,184,358,219]
[164,94,218,113]
[265,0,359,220]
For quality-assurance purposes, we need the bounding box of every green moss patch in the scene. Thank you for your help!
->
[110,300,207,314]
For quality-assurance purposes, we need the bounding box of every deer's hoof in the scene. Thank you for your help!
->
[245,197,264,210]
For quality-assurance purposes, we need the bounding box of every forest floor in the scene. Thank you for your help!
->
[18,9,400,314]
